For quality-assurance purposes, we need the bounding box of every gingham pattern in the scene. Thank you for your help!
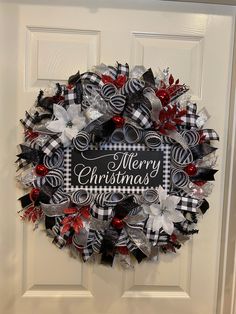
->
[187,103,197,114]
[42,135,62,157]
[52,217,71,249]
[117,63,129,77]
[90,204,114,221]
[107,63,129,80]
[81,72,104,88]
[63,86,78,106]
[63,143,171,194]
[144,227,159,245]
[126,104,153,129]
[181,114,199,128]
[176,196,199,212]
[20,111,35,129]
[201,129,219,141]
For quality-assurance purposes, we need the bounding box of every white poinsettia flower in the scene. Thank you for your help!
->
[145,186,185,235]
[46,104,86,147]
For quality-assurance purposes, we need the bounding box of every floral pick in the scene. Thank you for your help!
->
[143,186,185,235]
[46,104,86,147]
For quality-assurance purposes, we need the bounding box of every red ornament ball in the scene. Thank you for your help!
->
[112,116,125,128]
[185,163,197,176]
[35,164,49,176]
[155,89,171,107]
[111,217,124,229]
[30,188,40,202]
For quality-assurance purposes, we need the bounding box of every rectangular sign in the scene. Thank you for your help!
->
[64,143,170,194]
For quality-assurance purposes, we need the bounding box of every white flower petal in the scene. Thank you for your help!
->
[67,104,79,121]
[64,126,79,140]
[149,203,161,216]
[168,209,186,223]
[165,195,180,210]
[60,131,71,147]
[53,104,69,122]
[46,119,65,133]
[152,215,163,231]
[72,115,87,129]
[158,185,167,204]
[142,204,151,214]
[162,215,174,235]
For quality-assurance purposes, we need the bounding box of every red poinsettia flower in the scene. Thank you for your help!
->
[156,104,187,135]
[101,74,127,88]
[61,206,90,234]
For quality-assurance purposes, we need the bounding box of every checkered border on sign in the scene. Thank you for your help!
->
[64,143,171,194]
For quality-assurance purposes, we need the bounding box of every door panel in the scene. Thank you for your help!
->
[1,2,234,314]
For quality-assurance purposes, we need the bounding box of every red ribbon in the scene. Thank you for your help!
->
[101,74,127,88]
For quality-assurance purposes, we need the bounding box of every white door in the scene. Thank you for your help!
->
[0,2,234,314]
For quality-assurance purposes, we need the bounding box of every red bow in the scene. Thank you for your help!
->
[101,74,127,88]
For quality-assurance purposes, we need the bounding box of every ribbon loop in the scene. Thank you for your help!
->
[71,189,93,206]
[171,168,189,189]
[144,131,162,149]
[72,131,91,151]
[124,123,142,144]
[171,145,193,168]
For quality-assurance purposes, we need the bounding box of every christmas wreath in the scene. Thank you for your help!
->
[16,63,219,268]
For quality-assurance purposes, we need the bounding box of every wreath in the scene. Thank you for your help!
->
[16,63,219,268]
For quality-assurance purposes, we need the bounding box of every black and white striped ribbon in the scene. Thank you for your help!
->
[139,189,159,204]
[72,131,91,151]
[171,145,193,168]
[120,78,145,95]
[33,176,46,188]
[101,83,117,99]
[50,187,70,204]
[144,131,162,149]
[43,147,64,169]
[94,192,112,207]
[181,130,200,147]
[105,192,125,207]
[171,168,189,189]
[71,189,93,206]
[123,123,142,144]
[109,94,126,115]
[46,168,64,187]
[110,128,125,143]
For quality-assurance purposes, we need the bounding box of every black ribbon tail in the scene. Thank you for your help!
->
[191,168,218,181]
[68,70,81,85]
[191,144,217,160]
[132,248,147,263]
[18,193,32,209]
[100,227,121,266]
[114,195,140,218]
[17,144,44,164]
[142,68,156,88]
[35,183,58,205]
[199,199,209,214]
